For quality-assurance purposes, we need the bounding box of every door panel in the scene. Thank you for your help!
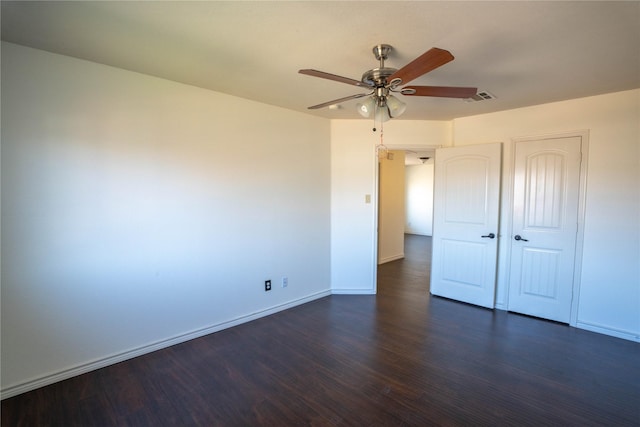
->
[431,143,501,308]
[508,136,582,323]
[443,157,491,224]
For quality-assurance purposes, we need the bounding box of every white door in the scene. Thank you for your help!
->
[508,136,582,323]
[431,143,502,308]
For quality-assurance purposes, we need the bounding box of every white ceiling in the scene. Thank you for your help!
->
[1,1,639,122]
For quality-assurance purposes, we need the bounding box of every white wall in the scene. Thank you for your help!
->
[330,91,638,342]
[330,120,379,294]
[453,89,640,341]
[331,120,451,293]
[405,163,434,236]
[378,150,406,264]
[3,41,636,400]
[1,42,331,397]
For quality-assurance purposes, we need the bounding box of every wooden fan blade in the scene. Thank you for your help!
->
[307,93,371,110]
[388,48,454,85]
[299,69,372,87]
[402,86,477,98]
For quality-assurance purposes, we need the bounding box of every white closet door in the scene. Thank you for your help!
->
[508,136,582,323]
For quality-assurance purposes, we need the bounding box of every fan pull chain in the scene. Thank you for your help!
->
[376,115,388,160]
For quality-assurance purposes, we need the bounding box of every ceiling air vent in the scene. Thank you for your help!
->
[465,90,497,102]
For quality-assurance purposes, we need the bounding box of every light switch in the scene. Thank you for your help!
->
[365,194,371,204]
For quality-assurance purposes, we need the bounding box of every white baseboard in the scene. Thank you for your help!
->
[1,289,331,400]
[405,231,432,237]
[494,306,638,342]
[331,289,376,295]
[378,253,404,264]
[576,320,640,343]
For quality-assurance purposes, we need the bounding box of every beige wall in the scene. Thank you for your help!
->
[378,150,406,264]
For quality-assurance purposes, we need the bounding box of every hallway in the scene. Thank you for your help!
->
[377,233,432,299]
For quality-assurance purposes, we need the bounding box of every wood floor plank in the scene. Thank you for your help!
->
[3,235,639,426]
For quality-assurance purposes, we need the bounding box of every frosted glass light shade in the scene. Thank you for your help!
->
[356,96,376,118]
[357,95,404,122]
[374,106,391,123]
[386,95,406,118]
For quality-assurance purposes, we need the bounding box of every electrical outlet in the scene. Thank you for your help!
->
[265,280,271,291]
[282,277,288,288]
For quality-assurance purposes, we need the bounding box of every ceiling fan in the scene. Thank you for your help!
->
[299,44,477,121]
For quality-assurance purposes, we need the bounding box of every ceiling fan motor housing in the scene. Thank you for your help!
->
[363,44,396,87]
[361,67,397,87]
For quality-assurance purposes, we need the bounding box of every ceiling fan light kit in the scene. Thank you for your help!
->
[299,44,477,122]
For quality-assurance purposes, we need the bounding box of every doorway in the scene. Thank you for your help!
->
[376,146,437,293]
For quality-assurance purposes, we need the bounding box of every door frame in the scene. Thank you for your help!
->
[373,143,441,291]
[505,130,589,326]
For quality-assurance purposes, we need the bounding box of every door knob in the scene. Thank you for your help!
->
[481,233,495,239]
[514,235,529,242]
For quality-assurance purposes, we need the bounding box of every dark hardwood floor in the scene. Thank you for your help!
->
[3,234,639,426]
